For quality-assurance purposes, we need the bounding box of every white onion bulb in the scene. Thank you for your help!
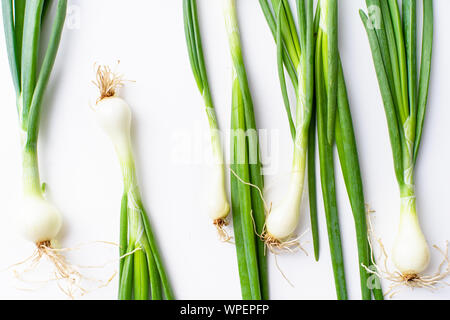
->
[20,196,62,243]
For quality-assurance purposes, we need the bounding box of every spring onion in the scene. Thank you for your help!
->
[257,0,315,252]
[259,0,319,260]
[360,0,437,283]
[260,0,383,300]
[183,0,230,236]
[2,0,66,250]
[316,0,384,300]
[223,0,269,300]
[92,66,174,300]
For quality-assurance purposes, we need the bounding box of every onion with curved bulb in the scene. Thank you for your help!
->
[264,78,310,246]
[360,0,442,288]
[184,0,230,232]
[207,162,230,221]
[94,96,133,160]
[20,195,62,244]
[92,65,174,300]
[392,198,430,277]
[266,165,305,242]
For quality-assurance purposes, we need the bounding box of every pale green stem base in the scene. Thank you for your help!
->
[117,140,145,249]
[22,147,43,198]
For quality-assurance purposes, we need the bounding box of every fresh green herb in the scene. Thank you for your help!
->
[2,0,67,251]
[183,0,230,236]
[224,0,268,300]
[260,0,382,300]
[259,0,319,260]
[92,66,174,300]
[360,0,435,284]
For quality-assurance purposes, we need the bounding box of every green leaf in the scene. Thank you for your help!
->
[21,0,44,127]
[414,0,433,163]
[26,0,67,147]
[133,249,149,300]
[335,63,372,300]
[315,31,347,300]
[2,0,21,95]
[360,10,404,186]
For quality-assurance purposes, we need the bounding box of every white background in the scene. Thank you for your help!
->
[0,0,449,300]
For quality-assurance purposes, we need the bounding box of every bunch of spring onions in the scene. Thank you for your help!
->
[360,0,437,284]
[92,66,173,300]
[223,0,269,300]
[259,0,383,300]
[2,0,66,251]
[183,0,230,237]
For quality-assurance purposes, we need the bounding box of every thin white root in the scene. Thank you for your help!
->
[365,203,376,214]
[8,241,122,299]
[274,254,295,288]
[213,219,233,243]
[262,229,310,257]
[365,214,450,298]
[230,168,271,213]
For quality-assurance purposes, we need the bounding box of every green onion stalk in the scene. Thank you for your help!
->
[260,0,383,300]
[360,0,441,285]
[92,67,174,300]
[2,0,66,250]
[258,0,319,260]
[316,0,383,300]
[256,0,316,254]
[223,0,269,300]
[183,0,230,238]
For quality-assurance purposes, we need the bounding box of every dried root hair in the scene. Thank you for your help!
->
[364,214,450,298]
[213,219,233,243]
[8,240,122,299]
[261,229,309,256]
[92,63,126,102]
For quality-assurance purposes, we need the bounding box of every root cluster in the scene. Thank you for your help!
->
[261,230,309,256]
[10,241,117,299]
[213,219,232,243]
[92,63,126,101]
[365,215,450,297]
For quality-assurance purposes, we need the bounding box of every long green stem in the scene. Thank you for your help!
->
[230,94,252,299]
[183,0,224,155]
[360,10,404,185]
[269,0,318,257]
[334,63,372,300]
[322,0,338,145]
[361,0,433,294]
[116,140,173,300]
[315,0,379,299]
[225,0,268,300]
[26,0,67,148]
[119,192,128,279]
[308,106,319,261]
[2,0,21,94]
[361,0,433,201]
[2,0,67,200]
[388,0,409,124]
[315,32,347,299]
[21,0,44,127]
[414,0,433,163]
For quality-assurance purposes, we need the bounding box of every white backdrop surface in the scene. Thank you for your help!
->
[0,0,449,300]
